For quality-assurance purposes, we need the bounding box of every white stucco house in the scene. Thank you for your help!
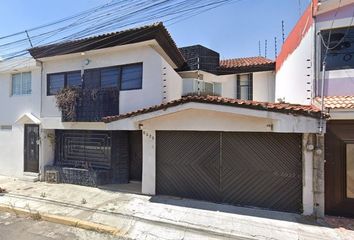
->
[0,22,325,216]
[275,0,354,217]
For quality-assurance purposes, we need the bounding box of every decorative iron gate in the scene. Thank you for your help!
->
[156,131,302,213]
[55,130,112,169]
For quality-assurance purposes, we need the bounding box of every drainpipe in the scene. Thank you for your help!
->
[319,61,326,135]
[36,59,44,180]
[37,59,44,118]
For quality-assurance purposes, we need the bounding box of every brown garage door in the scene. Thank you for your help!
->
[156,131,302,213]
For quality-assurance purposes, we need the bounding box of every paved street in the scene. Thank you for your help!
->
[0,212,125,240]
[1,176,353,240]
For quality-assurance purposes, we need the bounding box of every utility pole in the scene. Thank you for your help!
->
[25,30,33,48]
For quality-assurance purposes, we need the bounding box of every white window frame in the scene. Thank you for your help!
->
[11,72,32,96]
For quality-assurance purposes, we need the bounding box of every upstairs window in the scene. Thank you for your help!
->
[121,63,143,90]
[237,73,253,100]
[100,67,120,88]
[67,71,82,87]
[47,63,143,95]
[12,72,31,96]
[321,26,354,71]
[47,71,81,95]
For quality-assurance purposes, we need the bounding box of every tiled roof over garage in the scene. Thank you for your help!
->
[103,95,323,123]
[315,96,354,109]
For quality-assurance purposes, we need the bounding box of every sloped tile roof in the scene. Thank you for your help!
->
[315,96,354,109]
[219,56,274,68]
[103,95,323,123]
[29,22,186,68]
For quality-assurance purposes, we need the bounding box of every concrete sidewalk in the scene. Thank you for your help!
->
[0,176,353,240]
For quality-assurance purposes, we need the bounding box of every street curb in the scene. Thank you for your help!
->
[0,195,256,240]
[0,204,122,236]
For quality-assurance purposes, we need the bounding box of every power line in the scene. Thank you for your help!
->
[0,0,241,71]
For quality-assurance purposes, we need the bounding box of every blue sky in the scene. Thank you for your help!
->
[0,0,310,59]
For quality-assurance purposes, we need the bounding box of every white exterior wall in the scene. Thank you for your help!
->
[162,57,182,102]
[219,74,236,98]
[142,129,156,195]
[302,133,314,215]
[0,42,182,177]
[0,68,41,124]
[137,106,319,215]
[0,125,25,177]
[40,43,182,127]
[276,26,314,105]
[180,70,275,102]
[0,64,41,178]
[39,129,55,181]
[253,71,275,102]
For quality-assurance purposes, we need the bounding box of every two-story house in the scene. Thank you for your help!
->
[276,0,354,217]
[0,22,324,216]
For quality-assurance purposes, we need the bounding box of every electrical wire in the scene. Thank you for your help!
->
[0,0,240,71]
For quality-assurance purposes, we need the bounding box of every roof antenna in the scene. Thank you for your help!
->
[258,40,261,56]
[264,40,267,58]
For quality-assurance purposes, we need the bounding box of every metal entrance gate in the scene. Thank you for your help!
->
[156,131,302,213]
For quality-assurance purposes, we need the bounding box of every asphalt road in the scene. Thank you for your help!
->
[0,212,126,240]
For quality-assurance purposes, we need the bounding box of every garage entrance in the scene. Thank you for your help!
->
[156,131,302,213]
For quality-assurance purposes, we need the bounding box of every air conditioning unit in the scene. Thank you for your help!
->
[45,170,60,183]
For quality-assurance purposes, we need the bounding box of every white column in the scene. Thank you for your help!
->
[142,129,156,195]
[302,133,314,215]
[39,129,55,181]
[313,134,325,218]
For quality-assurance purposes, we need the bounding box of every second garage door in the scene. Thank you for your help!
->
[156,131,302,213]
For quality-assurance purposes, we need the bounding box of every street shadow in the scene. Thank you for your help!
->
[149,195,326,227]
[97,181,142,194]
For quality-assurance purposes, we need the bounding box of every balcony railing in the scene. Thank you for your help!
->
[60,88,119,122]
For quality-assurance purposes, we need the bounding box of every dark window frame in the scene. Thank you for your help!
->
[99,66,121,89]
[236,73,253,100]
[47,62,143,95]
[120,62,143,91]
[47,70,82,96]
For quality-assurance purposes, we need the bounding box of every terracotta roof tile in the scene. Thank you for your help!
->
[103,95,323,123]
[219,57,274,69]
[315,96,354,109]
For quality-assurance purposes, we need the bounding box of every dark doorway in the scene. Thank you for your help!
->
[24,124,39,173]
[325,121,354,217]
[129,131,142,181]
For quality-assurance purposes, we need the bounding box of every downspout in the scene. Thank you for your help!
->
[312,0,325,135]
[38,59,43,118]
[319,62,326,135]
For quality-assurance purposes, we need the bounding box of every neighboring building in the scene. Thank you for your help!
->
[178,45,276,102]
[0,22,324,216]
[276,0,354,217]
